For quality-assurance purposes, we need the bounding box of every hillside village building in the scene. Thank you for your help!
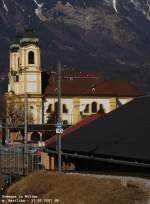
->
[5,27,142,142]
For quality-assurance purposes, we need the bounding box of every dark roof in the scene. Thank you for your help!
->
[20,27,39,47]
[45,114,101,146]
[44,71,142,97]
[46,96,150,162]
[23,28,37,38]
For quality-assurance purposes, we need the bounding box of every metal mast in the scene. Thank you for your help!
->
[24,94,28,151]
[57,60,62,172]
[23,70,29,176]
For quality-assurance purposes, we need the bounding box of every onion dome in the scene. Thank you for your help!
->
[20,27,39,47]
[10,28,22,52]
[10,43,20,52]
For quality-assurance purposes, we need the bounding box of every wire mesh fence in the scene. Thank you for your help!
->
[0,143,43,177]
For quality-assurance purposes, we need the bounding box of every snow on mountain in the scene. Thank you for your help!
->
[32,0,47,21]
[2,0,8,12]
[112,0,118,13]
[0,0,150,93]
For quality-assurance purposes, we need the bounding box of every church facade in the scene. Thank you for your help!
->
[5,28,142,142]
[6,27,42,125]
[43,71,142,125]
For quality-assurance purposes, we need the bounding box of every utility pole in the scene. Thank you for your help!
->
[19,66,29,176]
[57,60,62,172]
[24,86,28,175]
[24,93,28,151]
[42,96,45,124]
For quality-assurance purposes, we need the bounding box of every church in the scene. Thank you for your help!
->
[5,27,142,142]
[6,27,42,125]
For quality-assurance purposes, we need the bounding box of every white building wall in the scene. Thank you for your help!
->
[44,96,134,125]
[119,98,133,105]
[44,97,112,125]
[44,98,73,124]
[79,98,111,113]
[27,98,42,124]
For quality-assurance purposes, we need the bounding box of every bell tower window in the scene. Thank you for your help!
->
[28,51,35,64]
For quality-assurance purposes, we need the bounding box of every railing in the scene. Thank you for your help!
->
[0,143,42,176]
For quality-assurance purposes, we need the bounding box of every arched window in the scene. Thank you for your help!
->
[92,102,97,113]
[84,104,89,113]
[28,51,35,64]
[98,104,105,114]
[31,131,40,143]
[63,104,68,113]
[54,102,58,113]
[46,104,52,113]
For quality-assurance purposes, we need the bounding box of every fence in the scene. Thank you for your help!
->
[0,143,42,177]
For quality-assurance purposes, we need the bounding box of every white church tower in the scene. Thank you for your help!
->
[7,26,42,124]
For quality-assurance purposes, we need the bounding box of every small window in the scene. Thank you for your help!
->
[16,75,19,82]
[92,102,97,113]
[84,104,89,113]
[63,104,68,113]
[28,51,35,64]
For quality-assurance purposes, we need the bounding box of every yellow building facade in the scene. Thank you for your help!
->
[6,28,42,124]
[6,29,142,130]
[44,71,142,125]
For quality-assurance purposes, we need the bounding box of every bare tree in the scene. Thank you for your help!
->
[0,95,6,119]
[7,100,33,127]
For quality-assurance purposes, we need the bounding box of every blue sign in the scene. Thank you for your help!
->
[56,121,63,128]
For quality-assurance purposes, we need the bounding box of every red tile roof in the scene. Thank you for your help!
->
[59,70,106,79]
[45,114,102,147]
[44,71,143,97]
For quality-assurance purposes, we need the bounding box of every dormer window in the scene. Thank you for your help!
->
[28,51,35,64]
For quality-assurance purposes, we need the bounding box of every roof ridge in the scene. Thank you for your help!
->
[45,114,102,146]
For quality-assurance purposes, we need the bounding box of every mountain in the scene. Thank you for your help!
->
[0,0,150,93]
